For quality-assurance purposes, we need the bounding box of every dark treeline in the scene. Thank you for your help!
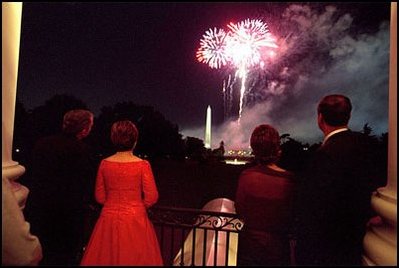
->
[13,94,186,164]
[13,94,388,207]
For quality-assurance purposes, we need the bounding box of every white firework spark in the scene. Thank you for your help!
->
[196,27,229,69]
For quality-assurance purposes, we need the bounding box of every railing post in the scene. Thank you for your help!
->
[149,203,243,266]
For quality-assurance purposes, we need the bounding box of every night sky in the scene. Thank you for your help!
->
[16,2,391,149]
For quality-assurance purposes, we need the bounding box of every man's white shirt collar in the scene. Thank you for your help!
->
[323,128,349,145]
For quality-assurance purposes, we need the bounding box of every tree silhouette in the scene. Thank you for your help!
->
[280,133,291,143]
[89,101,185,160]
[362,123,374,137]
[30,94,89,138]
[13,94,89,167]
[184,136,206,161]
[12,99,30,164]
[12,94,389,191]
[279,136,309,173]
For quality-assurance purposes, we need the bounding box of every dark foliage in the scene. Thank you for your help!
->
[13,94,88,166]
[13,94,389,207]
[279,137,310,173]
[184,136,206,161]
[87,101,186,160]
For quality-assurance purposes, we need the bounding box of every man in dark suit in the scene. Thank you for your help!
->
[26,109,96,265]
[295,94,379,265]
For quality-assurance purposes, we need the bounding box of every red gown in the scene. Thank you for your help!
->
[80,159,163,266]
[235,165,296,265]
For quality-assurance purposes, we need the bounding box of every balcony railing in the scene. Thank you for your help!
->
[148,205,244,266]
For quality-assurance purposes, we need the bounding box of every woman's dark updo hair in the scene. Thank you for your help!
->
[110,120,138,151]
[250,124,281,165]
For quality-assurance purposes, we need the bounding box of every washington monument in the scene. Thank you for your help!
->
[204,105,211,149]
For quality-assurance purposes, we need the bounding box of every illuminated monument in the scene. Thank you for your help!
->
[204,105,211,149]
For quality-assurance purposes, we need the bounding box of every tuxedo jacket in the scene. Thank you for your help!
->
[29,133,96,212]
[25,133,97,265]
[295,130,378,265]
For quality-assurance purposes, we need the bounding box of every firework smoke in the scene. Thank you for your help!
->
[185,4,389,150]
[197,19,278,121]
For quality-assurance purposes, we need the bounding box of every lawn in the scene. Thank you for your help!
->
[151,159,248,209]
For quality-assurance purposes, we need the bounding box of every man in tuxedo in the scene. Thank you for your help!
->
[295,94,379,265]
[26,109,96,265]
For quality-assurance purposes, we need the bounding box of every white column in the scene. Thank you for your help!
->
[205,105,212,149]
[2,2,25,179]
[362,2,397,266]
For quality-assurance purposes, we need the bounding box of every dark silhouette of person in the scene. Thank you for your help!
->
[295,94,378,265]
[235,124,296,265]
[26,109,96,265]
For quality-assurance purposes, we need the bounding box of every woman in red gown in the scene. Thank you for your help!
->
[81,120,163,266]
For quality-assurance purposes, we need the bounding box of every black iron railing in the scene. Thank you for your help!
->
[148,206,244,266]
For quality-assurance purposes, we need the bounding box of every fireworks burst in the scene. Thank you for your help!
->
[196,27,229,69]
[225,19,278,121]
[226,19,277,68]
[197,19,278,122]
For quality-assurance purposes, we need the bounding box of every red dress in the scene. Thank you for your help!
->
[235,165,296,265]
[80,160,163,266]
